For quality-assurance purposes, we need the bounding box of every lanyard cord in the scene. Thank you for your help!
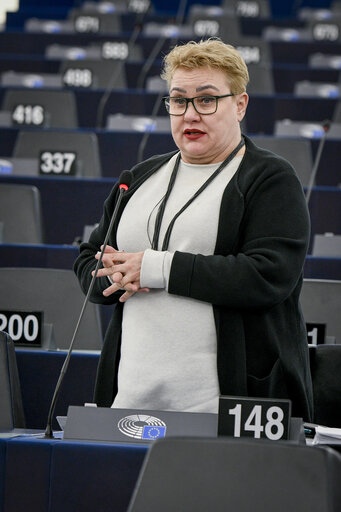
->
[151,137,245,251]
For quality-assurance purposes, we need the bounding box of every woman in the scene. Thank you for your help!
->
[74,39,313,421]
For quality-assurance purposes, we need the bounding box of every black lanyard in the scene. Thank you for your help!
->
[151,137,245,251]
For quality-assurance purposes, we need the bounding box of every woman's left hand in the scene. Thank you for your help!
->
[92,246,149,302]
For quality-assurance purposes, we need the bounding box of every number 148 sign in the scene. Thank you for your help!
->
[218,396,292,441]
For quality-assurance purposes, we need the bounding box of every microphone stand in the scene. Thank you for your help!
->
[136,0,188,163]
[305,120,330,205]
[96,6,151,128]
[43,173,131,438]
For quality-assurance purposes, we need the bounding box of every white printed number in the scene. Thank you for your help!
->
[236,1,260,17]
[194,20,219,36]
[40,152,76,174]
[12,104,44,125]
[229,404,284,440]
[0,313,39,342]
[74,16,99,33]
[102,42,129,60]
[63,68,92,87]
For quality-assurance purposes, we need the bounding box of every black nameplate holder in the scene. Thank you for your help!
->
[218,396,293,442]
[0,310,43,347]
[235,1,260,17]
[193,19,220,37]
[101,41,129,60]
[12,104,45,127]
[62,68,93,88]
[306,322,326,345]
[74,15,100,33]
[312,22,340,42]
[0,310,56,350]
[39,150,78,176]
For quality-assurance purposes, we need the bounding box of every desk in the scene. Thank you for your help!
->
[0,434,147,512]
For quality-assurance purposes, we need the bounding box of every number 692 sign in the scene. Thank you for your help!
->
[218,396,292,441]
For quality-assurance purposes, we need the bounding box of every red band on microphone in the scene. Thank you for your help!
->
[119,184,129,191]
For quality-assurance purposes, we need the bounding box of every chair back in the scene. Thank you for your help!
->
[128,437,341,512]
[309,344,341,427]
[0,183,44,244]
[0,331,25,429]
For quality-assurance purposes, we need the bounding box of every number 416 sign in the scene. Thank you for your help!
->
[218,396,292,441]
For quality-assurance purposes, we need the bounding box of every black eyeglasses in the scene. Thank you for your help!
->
[162,94,235,116]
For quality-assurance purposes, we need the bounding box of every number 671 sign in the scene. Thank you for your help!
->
[218,396,292,441]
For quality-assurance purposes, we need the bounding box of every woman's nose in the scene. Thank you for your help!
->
[183,101,200,121]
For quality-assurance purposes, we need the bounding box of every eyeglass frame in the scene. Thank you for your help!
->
[162,93,236,116]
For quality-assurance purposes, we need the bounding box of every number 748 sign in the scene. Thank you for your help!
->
[218,396,292,441]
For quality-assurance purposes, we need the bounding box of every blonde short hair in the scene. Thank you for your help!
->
[161,38,249,94]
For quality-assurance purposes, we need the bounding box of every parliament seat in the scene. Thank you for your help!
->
[0,331,25,429]
[2,88,78,129]
[312,233,341,257]
[309,344,341,427]
[300,278,341,344]
[0,267,103,350]
[253,135,312,186]
[0,182,44,244]
[128,437,341,512]
[13,129,102,178]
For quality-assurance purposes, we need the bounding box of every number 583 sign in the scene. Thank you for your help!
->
[218,396,292,441]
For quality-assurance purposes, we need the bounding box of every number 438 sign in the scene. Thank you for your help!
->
[218,396,292,441]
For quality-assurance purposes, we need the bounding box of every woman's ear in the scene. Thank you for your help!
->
[236,92,249,122]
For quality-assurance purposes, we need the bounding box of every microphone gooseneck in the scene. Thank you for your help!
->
[43,170,133,438]
[136,0,188,163]
[305,119,331,205]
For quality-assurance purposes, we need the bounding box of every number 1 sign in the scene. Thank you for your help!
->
[218,396,292,441]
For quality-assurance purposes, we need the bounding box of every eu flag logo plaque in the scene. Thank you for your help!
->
[142,426,167,440]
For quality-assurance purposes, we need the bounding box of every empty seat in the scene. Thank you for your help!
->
[106,114,171,133]
[294,81,341,98]
[300,278,341,344]
[275,120,341,139]
[0,330,26,429]
[13,130,102,178]
[1,71,63,88]
[0,268,103,350]
[221,0,271,18]
[308,52,341,69]
[247,62,274,94]
[2,89,78,129]
[60,59,126,89]
[253,136,312,186]
[67,9,123,34]
[313,233,341,257]
[189,7,242,39]
[309,344,341,427]
[128,437,341,512]
[0,183,44,244]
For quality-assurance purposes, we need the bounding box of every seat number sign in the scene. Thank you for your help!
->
[39,151,77,175]
[0,311,43,346]
[218,396,291,441]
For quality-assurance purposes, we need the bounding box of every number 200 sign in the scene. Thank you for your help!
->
[218,396,291,441]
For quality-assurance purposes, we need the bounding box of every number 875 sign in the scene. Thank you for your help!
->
[218,396,292,441]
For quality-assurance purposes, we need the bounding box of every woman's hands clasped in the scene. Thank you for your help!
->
[92,245,149,302]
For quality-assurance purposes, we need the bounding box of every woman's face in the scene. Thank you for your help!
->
[169,66,248,164]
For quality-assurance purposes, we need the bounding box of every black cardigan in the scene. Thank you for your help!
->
[74,135,314,421]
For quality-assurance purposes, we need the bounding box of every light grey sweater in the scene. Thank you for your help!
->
[113,152,242,413]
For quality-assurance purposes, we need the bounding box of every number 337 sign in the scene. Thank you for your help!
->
[218,396,292,441]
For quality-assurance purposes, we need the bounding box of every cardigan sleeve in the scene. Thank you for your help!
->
[168,162,310,310]
[73,183,124,305]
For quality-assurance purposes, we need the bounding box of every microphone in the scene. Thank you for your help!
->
[43,170,133,438]
[96,5,152,128]
[305,119,331,204]
[136,0,188,163]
